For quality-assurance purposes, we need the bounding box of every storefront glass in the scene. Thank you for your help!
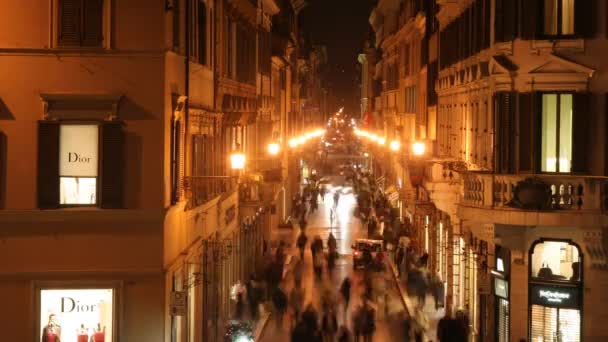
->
[40,288,113,342]
[529,239,582,342]
[59,125,99,205]
[531,241,580,282]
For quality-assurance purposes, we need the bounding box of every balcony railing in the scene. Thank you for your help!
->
[462,172,608,214]
[183,176,237,209]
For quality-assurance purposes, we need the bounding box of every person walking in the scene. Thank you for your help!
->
[339,277,352,321]
[290,280,305,326]
[272,286,288,330]
[360,300,376,342]
[333,191,340,208]
[321,308,338,342]
[337,326,351,342]
[297,231,308,260]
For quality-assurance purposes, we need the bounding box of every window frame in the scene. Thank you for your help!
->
[541,0,576,38]
[540,92,573,173]
[53,0,112,49]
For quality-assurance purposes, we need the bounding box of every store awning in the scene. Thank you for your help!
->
[223,112,257,126]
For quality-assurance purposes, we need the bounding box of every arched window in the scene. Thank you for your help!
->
[530,239,582,282]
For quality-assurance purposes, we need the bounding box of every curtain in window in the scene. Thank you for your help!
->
[544,0,558,35]
[562,0,575,34]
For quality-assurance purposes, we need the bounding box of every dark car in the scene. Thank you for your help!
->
[352,238,383,269]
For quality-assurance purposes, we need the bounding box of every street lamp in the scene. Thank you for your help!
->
[230,151,246,170]
[267,142,280,156]
[389,140,401,152]
[412,141,426,156]
[378,137,386,145]
[289,138,298,148]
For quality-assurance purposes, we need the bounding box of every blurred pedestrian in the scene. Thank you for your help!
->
[337,326,351,342]
[360,300,376,342]
[321,308,338,342]
[339,277,352,320]
[290,280,305,324]
[333,191,340,207]
[297,232,308,259]
[272,286,288,330]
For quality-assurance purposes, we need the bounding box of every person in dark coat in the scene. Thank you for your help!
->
[340,277,352,320]
[272,287,288,330]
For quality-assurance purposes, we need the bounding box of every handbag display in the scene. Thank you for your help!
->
[538,262,553,278]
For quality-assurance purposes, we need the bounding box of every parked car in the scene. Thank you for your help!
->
[352,238,383,270]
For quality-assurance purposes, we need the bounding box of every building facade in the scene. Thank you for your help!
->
[0,0,300,341]
[367,0,608,341]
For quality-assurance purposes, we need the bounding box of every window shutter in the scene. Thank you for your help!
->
[518,92,540,173]
[37,122,60,209]
[82,0,104,47]
[575,0,596,38]
[495,92,516,173]
[100,121,124,208]
[503,0,517,41]
[571,93,591,173]
[521,0,540,40]
[58,0,82,46]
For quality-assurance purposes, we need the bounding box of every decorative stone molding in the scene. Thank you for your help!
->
[40,93,123,121]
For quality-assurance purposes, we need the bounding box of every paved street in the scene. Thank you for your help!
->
[259,189,406,341]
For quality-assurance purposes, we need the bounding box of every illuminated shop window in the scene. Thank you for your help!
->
[531,305,580,342]
[59,125,99,205]
[531,240,580,282]
[543,0,575,36]
[40,289,113,342]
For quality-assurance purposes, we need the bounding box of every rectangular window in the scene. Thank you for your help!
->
[58,0,104,47]
[40,288,114,342]
[544,0,575,36]
[541,94,572,172]
[59,125,98,205]
[197,0,207,65]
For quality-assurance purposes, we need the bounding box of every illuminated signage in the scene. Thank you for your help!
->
[530,284,579,309]
[494,278,509,299]
[496,258,505,272]
[60,125,99,177]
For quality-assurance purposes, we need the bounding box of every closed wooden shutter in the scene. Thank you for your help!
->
[100,121,124,208]
[571,93,591,173]
[37,122,60,209]
[495,92,516,173]
[518,92,540,173]
[521,0,540,40]
[575,0,596,38]
[58,0,82,46]
[82,0,104,47]
[0,131,5,208]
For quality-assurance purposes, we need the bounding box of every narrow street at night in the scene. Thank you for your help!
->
[259,177,407,341]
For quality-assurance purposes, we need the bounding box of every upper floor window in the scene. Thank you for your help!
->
[38,121,124,209]
[541,94,572,172]
[543,0,575,36]
[58,0,104,47]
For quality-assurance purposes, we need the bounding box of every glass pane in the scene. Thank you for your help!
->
[59,125,98,177]
[60,177,97,205]
[558,308,581,342]
[40,289,113,342]
[542,94,558,172]
[544,0,558,35]
[531,305,558,341]
[559,94,573,172]
[531,241,580,281]
[562,0,575,35]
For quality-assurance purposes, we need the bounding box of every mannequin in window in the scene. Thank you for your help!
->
[90,323,105,342]
[77,324,88,342]
[41,314,61,342]
[570,261,580,281]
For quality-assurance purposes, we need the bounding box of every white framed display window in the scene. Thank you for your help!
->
[37,285,118,342]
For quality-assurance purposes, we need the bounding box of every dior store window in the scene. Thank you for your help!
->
[39,288,114,342]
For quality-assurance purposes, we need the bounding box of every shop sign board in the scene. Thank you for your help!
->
[170,291,187,316]
[530,284,579,309]
[494,278,509,299]
[59,125,98,177]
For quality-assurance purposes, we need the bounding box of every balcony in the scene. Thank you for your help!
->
[183,176,237,209]
[460,172,608,226]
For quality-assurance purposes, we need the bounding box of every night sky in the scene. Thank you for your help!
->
[299,0,375,116]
